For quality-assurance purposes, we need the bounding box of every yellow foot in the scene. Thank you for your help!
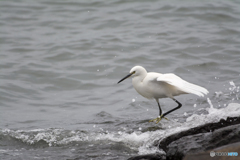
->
[149,115,168,124]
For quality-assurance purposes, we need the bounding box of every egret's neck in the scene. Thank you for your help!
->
[132,72,147,87]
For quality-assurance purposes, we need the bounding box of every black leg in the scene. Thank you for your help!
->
[162,98,182,118]
[157,101,162,116]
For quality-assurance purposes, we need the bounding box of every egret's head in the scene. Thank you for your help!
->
[130,66,147,77]
[117,66,147,84]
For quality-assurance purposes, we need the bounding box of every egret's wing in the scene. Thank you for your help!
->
[157,73,209,97]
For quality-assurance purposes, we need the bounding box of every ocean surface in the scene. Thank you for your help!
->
[0,0,240,159]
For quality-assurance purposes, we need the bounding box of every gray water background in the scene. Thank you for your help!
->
[0,0,240,159]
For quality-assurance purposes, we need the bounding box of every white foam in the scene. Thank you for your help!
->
[1,103,240,155]
[207,98,213,108]
[229,81,235,87]
[215,91,223,98]
[105,103,240,154]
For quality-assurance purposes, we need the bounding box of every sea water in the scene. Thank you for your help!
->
[0,0,240,159]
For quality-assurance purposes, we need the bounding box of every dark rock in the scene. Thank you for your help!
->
[127,153,166,160]
[128,117,240,160]
[159,117,240,151]
[166,124,240,159]
[183,142,240,160]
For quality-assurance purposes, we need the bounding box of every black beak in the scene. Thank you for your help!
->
[117,72,134,84]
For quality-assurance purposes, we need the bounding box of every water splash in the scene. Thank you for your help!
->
[207,98,213,108]
[1,103,240,155]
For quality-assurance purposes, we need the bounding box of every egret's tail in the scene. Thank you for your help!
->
[180,81,209,97]
[157,73,209,97]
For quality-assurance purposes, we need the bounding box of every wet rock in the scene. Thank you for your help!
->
[161,116,240,160]
[166,123,240,159]
[128,117,240,160]
[159,116,240,151]
[184,142,240,160]
[128,153,166,160]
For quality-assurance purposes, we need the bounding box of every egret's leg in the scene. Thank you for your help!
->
[157,101,162,116]
[149,98,181,124]
[162,98,182,118]
[149,100,168,123]
[149,115,168,123]
[158,102,168,120]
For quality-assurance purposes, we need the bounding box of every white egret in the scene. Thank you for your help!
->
[118,66,209,123]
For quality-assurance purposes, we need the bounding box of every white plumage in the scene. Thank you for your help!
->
[156,73,209,97]
[118,66,209,123]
